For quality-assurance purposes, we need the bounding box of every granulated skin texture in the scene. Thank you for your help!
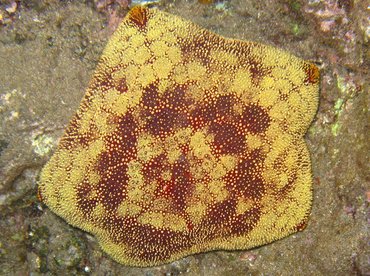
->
[38,6,319,267]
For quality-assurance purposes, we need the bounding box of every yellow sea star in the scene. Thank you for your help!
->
[38,6,319,267]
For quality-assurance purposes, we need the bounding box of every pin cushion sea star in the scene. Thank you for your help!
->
[38,6,319,267]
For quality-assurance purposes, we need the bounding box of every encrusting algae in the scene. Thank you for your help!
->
[38,6,319,267]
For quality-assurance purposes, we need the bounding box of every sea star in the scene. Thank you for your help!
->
[38,6,319,267]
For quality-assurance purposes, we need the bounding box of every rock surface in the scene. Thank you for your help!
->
[0,0,368,275]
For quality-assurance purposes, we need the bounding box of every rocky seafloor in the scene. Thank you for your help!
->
[0,0,368,275]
